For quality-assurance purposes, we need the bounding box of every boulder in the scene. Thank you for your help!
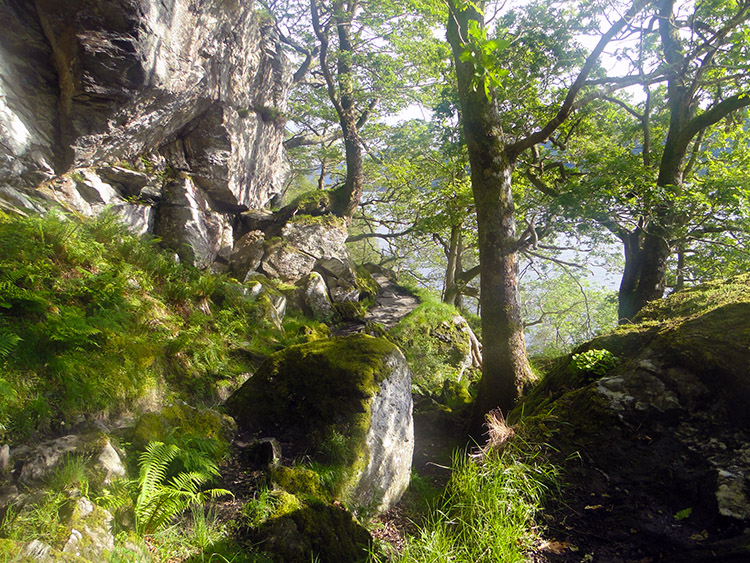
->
[300,272,336,321]
[61,497,115,561]
[260,238,317,282]
[229,230,266,281]
[225,334,414,517]
[254,498,372,563]
[513,274,750,561]
[154,174,234,268]
[9,433,126,487]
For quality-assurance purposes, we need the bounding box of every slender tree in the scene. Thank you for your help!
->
[446,0,647,432]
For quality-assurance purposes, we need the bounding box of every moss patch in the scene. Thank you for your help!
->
[130,403,236,459]
[389,296,477,394]
[254,497,371,563]
[270,465,329,502]
[288,190,332,216]
[226,334,397,499]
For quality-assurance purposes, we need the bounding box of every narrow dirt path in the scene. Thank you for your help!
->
[365,273,421,328]
[333,272,420,335]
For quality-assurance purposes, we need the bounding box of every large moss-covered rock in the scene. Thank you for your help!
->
[513,274,750,561]
[254,496,371,563]
[225,334,413,516]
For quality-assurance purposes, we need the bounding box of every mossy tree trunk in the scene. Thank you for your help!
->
[447,1,534,434]
[447,0,643,436]
[310,0,365,223]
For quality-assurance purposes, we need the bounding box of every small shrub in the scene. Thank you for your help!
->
[569,349,619,380]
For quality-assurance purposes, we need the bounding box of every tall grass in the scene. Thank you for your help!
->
[391,434,558,562]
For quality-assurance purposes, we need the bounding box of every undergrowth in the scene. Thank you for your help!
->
[388,286,481,395]
[0,210,326,443]
[388,429,558,562]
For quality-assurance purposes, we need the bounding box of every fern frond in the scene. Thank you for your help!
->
[138,441,178,496]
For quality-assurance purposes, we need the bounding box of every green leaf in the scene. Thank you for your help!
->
[674,507,693,520]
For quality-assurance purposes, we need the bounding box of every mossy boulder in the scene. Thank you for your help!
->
[390,299,480,394]
[130,402,236,458]
[254,496,371,563]
[60,497,115,560]
[513,274,750,561]
[225,334,413,517]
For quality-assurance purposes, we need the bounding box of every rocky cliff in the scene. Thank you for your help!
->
[0,0,290,266]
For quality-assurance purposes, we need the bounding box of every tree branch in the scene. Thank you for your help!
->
[509,0,650,156]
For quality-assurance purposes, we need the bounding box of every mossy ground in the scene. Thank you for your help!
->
[507,274,750,562]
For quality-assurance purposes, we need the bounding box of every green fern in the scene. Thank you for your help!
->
[135,441,231,534]
[0,328,21,360]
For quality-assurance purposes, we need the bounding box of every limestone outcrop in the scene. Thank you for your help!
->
[225,334,414,517]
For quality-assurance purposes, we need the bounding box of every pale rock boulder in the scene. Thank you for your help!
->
[155,174,233,269]
[226,334,414,517]
[10,433,126,487]
[301,271,335,321]
[229,230,266,281]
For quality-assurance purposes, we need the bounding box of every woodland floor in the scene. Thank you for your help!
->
[213,279,718,562]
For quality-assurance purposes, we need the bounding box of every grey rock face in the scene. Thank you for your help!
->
[351,346,414,517]
[1,0,290,208]
[155,174,233,269]
[0,0,291,268]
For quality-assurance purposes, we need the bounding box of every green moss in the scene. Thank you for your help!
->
[389,295,476,394]
[332,300,366,322]
[255,498,371,563]
[439,379,473,412]
[288,214,346,229]
[226,334,397,502]
[354,265,380,301]
[270,466,328,501]
[0,539,89,562]
[130,403,235,458]
[0,539,34,562]
[272,491,303,519]
[289,190,332,215]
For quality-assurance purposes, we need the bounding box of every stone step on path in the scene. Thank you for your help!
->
[333,273,420,336]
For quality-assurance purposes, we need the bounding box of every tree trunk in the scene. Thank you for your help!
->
[618,227,670,322]
[330,8,363,221]
[443,225,461,306]
[447,1,535,436]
